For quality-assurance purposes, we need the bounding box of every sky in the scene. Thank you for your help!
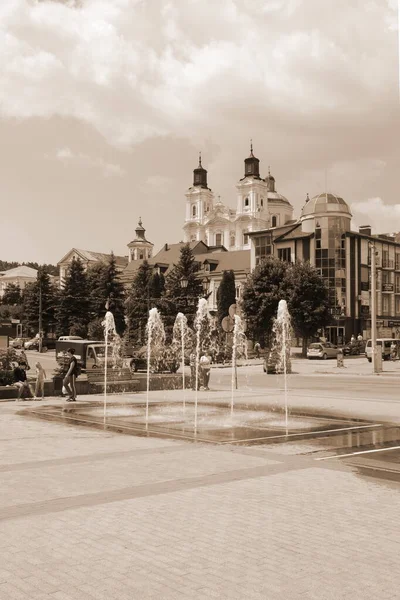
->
[0,0,399,265]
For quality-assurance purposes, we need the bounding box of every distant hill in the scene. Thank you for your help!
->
[0,261,58,276]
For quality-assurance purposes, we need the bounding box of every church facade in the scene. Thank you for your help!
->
[183,146,294,250]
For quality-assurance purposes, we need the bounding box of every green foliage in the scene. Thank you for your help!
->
[87,253,125,335]
[21,268,58,337]
[217,270,236,326]
[0,347,19,370]
[0,304,22,320]
[56,258,90,337]
[0,260,58,275]
[87,317,105,341]
[286,261,331,354]
[0,370,15,386]
[165,244,203,299]
[125,261,153,345]
[1,283,22,305]
[242,256,331,352]
[242,256,289,344]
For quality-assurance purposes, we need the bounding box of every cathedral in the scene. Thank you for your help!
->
[183,145,294,250]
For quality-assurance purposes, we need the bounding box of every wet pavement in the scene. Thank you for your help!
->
[2,380,400,599]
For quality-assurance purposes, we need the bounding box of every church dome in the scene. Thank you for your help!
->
[267,191,291,205]
[301,192,352,219]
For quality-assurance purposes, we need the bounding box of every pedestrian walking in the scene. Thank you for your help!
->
[357,334,363,341]
[199,351,211,391]
[63,348,78,402]
[34,362,46,400]
[390,341,397,361]
[189,352,198,391]
[13,361,33,401]
[254,342,261,359]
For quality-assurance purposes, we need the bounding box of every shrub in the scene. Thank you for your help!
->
[0,370,15,386]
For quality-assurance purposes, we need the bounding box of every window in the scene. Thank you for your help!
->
[215,233,222,246]
[396,296,400,315]
[260,198,264,207]
[244,197,249,207]
[396,254,400,271]
[230,234,235,247]
[139,252,144,260]
[271,216,277,227]
[254,233,273,265]
[192,205,196,217]
[278,248,291,263]
[243,232,249,245]
[235,286,241,300]
[191,235,196,242]
[382,294,390,315]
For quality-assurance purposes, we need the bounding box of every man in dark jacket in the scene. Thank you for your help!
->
[14,362,33,401]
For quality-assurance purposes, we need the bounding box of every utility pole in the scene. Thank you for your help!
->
[370,242,379,373]
[38,279,43,354]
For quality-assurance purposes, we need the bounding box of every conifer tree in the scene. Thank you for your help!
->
[216,270,236,326]
[87,253,126,335]
[22,268,58,337]
[125,260,153,345]
[56,257,90,337]
[1,283,22,305]
[164,244,203,299]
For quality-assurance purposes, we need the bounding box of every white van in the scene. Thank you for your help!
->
[365,338,400,362]
[58,336,83,341]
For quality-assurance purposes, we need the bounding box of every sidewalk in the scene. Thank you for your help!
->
[1,387,400,599]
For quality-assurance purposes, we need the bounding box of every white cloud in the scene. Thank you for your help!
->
[0,0,396,147]
[351,197,400,235]
[47,147,124,176]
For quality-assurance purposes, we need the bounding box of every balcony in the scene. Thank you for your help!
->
[382,259,394,269]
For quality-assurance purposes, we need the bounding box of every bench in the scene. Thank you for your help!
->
[86,368,140,394]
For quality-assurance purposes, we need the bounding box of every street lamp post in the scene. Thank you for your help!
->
[370,241,379,373]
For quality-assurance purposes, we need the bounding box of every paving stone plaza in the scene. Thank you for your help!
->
[2,370,400,600]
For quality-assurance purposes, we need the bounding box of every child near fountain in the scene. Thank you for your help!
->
[34,362,46,400]
[199,351,211,391]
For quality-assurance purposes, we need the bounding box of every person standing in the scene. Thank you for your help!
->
[357,334,363,341]
[199,351,211,391]
[34,362,46,400]
[63,348,78,402]
[254,342,261,359]
[189,352,197,391]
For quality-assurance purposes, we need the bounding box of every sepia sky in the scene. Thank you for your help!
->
[0,0,399,264]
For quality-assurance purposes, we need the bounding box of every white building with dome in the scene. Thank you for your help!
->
[183,146,294,250]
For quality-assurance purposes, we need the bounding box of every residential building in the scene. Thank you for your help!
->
[249,192,400,343]
[0,265,38,298]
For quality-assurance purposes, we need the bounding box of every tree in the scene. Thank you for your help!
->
[165,244,203,299]
[216,270,236,326]
[22,268,58,337]
[87,253,125,335]
[56,257,90,337]
[1,283,22,305]
[125,260,153,345]
[286,261,331,356]
[242,256,289,345]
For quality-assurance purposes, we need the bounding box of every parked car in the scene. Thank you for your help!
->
[129,346,179,373]
[24,337,56,351]
[58,336,83,341]
[343,340,366,356]
[307,342,339,360]
[10,337,27,349]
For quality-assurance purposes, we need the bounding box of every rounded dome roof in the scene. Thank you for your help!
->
[301,192,351,218]
[267,191,291,205]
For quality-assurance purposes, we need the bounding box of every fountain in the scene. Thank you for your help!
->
[172,312,190,410]
[101,309,117,425]
[145,307,166,428]
[272,299,292,435]
[231,314,247,416]
[194,298,210,430]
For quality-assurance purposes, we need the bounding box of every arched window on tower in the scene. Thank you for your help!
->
[272,216,277,228]
[215,233,222,246]
[139,251,144,260]
[192,205,196,217]
[244,197,249,208]
[230,234,235,247]
[260,198,264,207]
